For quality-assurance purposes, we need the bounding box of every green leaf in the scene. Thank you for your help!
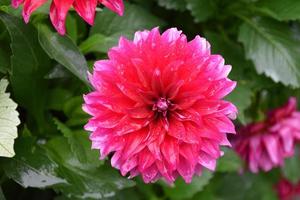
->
[46,137,135,199]
[162,170,213,200]
[157,0,187,11]
[238,17,300,87]
[226,82,252,124]
[79,33,112,54]
[89,3,165,52]
[0,46,10,73]
[215,173,277,200]
[282,148,300,184]
[38,24,89,85]
[47,88,73,111]
[0,79,20,157]
[0,12,50,127]
[2,137,66,188]
[186,0,218,23]
[217,148,242,172]
[0,187,6,200]
[53,118,100,166]
[63,96,88,127]
[255,0,300,21]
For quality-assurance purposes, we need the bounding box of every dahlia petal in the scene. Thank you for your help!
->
[168,119,186,140]
[139,149,156,171]
[162,60,186,86]
[278,127,294,154]
[122,129,148,158]
[156,160,175,183]
[120,155,138,176]
[12,0,24,8]
[165,80,185,99]
[22,0,48,23]
[142,165,158,183]
[259,151,275,172]
[83,28,237,183]
[207,79,237,99]
[73,0,97,25]
[148,141,163,160]
[161,137,179,170]
[84,93,134,114]
[262,134,280,164]
[131,58,151,88]
[113,117,150,136]
[172,110,202,125]
[127,106,153,119]
[133,30,150,44]
[151,68,164,95]
[161,28,182,43]
[204,115,236,134]
[200,139,221,159]
[192,100,223,116]
[100,0,124,16]
[50,0,74,35]
[89,127,113,141]
[179,144,198,165]
[147,120,165,144]
[86,113,123,129]
[178,156,194,183]
[99,137,124,159]
[187,35,210,57]
[198,151,216,171]
[111,150,122,169]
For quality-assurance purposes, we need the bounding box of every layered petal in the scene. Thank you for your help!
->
[83,27,237,183]
[233,97,300,173]
[12,0,125,35]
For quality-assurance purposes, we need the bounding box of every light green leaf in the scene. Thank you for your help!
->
[186,0,218,23]
[238,17,300,87]
[0,78,20,157]
[38,24,89,85]
[162,170,213,200]
[255,0,300,21]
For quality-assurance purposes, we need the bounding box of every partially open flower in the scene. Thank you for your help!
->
[233,97,300,173]
[11,0,124,35]
[83,28,237,183]
[276,178,300,200]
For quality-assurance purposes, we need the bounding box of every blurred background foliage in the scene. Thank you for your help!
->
[0,0,300,199]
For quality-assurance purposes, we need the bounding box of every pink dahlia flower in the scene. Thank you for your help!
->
[83,27,237,183]
[12,0,124,35]
[233,97,300,173]
[276,178,300,200]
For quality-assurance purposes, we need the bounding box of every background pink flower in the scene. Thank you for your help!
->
[83,27,237,183]
[276,178,300,200]
[11,0,124,35]
[233,97,300,173]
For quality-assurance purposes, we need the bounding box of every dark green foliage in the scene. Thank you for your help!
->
[1,0,300,199]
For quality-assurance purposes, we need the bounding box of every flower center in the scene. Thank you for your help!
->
[153,98,170,117]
